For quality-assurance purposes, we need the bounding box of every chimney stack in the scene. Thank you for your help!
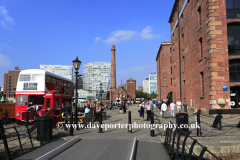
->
[111,45,116,89]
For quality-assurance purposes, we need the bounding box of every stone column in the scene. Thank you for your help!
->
[111,45,116,89]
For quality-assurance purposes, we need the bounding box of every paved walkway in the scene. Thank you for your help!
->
[15,104,169,160]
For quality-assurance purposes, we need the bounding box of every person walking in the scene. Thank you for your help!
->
[127,100,130,106]
[161,100,167,119]
[139,102,145,121]
[145,102,152,121]
[170,101,175,118]
[183,101,188,113]
[176,99,182,113]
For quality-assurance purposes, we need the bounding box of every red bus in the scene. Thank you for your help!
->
[15,69,74,126]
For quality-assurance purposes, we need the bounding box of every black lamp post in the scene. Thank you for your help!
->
[117,90,120,107]
[100,83,102,105]
[110,87,113,108]
[72,56,81,131]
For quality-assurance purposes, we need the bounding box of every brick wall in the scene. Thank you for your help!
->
[168,0,232,111]
[156,42,172,102]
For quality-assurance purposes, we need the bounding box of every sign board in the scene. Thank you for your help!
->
[223,85,228,91]
[23,83,37,90]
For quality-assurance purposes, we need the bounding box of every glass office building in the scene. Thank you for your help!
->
[40,65,73,81]
[83,62,111,92]
[149,73,157,94]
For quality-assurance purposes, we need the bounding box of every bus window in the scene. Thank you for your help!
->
[67,82,70,87]
[29,95,36,105]
[46,75,51,82]
[64,81,67,86]
[16,95,28,105]
[32,75,43,81]
[57,79,62,85]
[39,97,44,104]
[19,75,31,81]
[52,78,56,84]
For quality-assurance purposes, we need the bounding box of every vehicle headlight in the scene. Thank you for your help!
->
[16,112,19,116]
[38,113,42,116]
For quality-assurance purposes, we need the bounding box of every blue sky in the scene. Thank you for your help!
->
[0,0,174,88]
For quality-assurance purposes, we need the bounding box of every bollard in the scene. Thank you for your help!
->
[98,111,103,133]
[5,110,8,125]
[150,112,155,137]
[70,112,74,136]
[197,110,201,136]
[26,109,29,127]
[127,111,132,133]
[0,120,4,139]
[64,116,68,131]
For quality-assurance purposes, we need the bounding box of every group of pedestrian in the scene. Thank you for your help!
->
[160,99,188,118]
[138,101,154,121]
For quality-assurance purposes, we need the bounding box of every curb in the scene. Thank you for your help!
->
[35,136,79,160]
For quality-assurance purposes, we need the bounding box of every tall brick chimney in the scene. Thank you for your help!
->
[111,45,116,89]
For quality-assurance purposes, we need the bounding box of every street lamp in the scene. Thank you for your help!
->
[117,90,120,107]
[110,87,113,108]
[72,56,81,133]
[100,83,102,105]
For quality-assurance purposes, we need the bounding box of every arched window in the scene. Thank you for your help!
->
[227,23,240,55]
[226,0,240,19]
[229,59,240,82]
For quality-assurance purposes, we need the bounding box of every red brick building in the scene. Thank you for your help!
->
[127,78,136,101]
[3,67,21,101]
[156,42,173,102]
[137,86,143,92]
[157,0,240,112]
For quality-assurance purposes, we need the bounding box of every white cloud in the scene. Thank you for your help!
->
[0,6,15,29]
[104,37,120,44]
[111,30,137,40]
[139,26,161,39]
[103,30,136,44]
[0,53,10,67]
[95,26,160,43]
[95,37,101,42]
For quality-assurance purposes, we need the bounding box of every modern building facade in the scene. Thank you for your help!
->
[3,67,21,100]
[77,89,96,101]
[83,62,111,92]
[149,73,157,94]
[40,65,73,81]
[156,42,172,102]
[143,78,149,93]
[156,0,240,112]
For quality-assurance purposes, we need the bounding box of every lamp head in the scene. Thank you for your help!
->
[72,56,81,70]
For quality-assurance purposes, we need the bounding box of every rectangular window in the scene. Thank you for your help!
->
[199,38,203,58]
[19,75,31,81]
[32,75,43,81]
[45,75,51,83]
[198,7,201,27]
[171,67,172,74]
[52,77,56,84]
[200,72,204,96]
